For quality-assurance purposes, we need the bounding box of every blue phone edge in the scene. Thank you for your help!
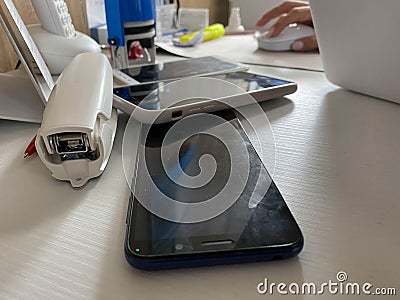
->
[124,233,304,271]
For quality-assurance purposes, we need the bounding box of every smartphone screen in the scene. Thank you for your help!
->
[113,72,293,111]
[117,56,247,84]
[126,110,303,258]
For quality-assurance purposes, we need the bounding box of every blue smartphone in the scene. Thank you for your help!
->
[125,110,303,270]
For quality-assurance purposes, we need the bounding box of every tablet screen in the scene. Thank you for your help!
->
[115,56,248,85]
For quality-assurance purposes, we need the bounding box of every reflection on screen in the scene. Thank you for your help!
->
[120,56,244,83]
[129,111,302,256]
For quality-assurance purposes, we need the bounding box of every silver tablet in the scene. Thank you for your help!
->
[113,71,297,124]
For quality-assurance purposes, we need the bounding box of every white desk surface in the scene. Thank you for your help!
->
[156,35,324,71]
[1,56,399,299]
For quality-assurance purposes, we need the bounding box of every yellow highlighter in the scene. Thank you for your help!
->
[179,23,225,44]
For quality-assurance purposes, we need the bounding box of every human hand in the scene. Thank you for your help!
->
[256,1,318,51]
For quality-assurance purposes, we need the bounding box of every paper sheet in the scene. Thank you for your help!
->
[0,72,44,123]
[157,34,324,72]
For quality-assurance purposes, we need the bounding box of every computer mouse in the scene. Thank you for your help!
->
[256,23,315,51]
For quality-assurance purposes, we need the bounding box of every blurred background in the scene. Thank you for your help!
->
[0,0,292,73]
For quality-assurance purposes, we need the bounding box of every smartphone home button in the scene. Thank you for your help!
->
[175,243,183,251]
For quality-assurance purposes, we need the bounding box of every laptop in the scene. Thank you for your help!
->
[0,0,54,122]
[310,0,400,104]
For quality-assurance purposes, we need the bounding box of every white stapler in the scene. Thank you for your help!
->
[35,52,118,188]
